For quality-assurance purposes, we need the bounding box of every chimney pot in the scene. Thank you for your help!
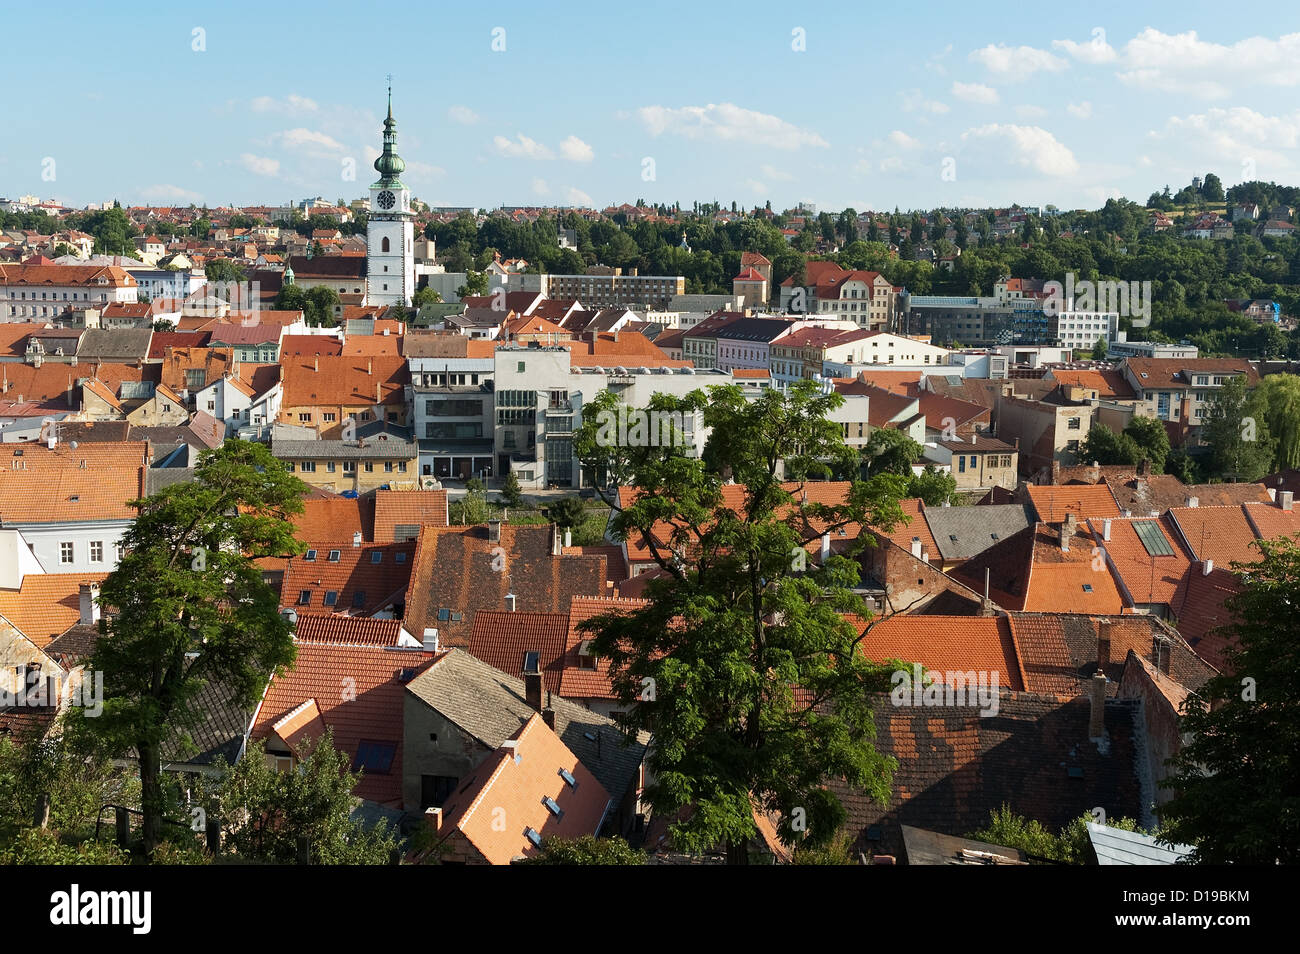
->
[820,533,831,562]
[552,523,563,557]
[504,592,516,612]
[422,627,439,652]
[1102,518,1112,542]
[1280,491,1294,512]
[910,536,922,559]
[1187,496,1199,508]
[78,582,101,626]
[424,806,443,832]
[489,519,502,543]
[1202,559,1214,576]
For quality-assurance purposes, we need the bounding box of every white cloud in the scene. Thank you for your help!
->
[564,186,593,207]
[276,128,346,153]
[852,158,873,175]
[744,178,767,194]
[637,102,828,149]
[1067,101,1093,120]
[237,153,279,177]
[1117,29,1300,98]
[1154,107,1300,178]
[951,81,999,105]
[878,157,906,173]
[1015,105,1048,120]
[250,94,318,114]
[141,184,202,202]
[888,130,921,149]
[531,177,550,197]
[447,105,480,125]
[760,164,794,181]
[962,124,1079,177]
[1053,32,1118,64]
[969,44,1067,82]
[901,89,950,115]
[493,133,555,159]
[559,135,594,162]
[404,160,446,179]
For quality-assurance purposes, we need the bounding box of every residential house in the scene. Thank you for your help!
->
[272,435,420,494]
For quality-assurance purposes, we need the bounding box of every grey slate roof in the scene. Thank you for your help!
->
[406,648,647,805]
[76,328,153,361]
[1087,822,1194,865]
[272,437,419,459]
[925,504,1033,561]
[147,466,195,494]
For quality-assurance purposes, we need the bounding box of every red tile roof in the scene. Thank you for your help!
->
[1086,515,1192,607]
[0,441,147,522]
[853,615,1025,690]
[251,640,441,806]
[280,541,415,617]
[466,610,570,694]
[1025,484,1122,523]
[372,489,448,543]
[280,355,409,408]
[291,613,407,647]
[0,573,109,647]
[559,595,648,700]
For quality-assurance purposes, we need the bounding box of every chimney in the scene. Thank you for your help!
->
[314,356,318,372]
[1268,488,1278,501]
[1280,491,1294,512]
[422,628,440,652]
[1186,496,1199,508]
[1202,559,1214,576]
[910,536,922,559]
[368,358,373,375]
[488,519,501,543]
[79,582,101,625]
[563,528,572,549]
[523,654,543,712]
[820,533,831,563]
[1060,512,1076,551]
[1154,637,1172,675]
[1096,621,1111,670]
[1138,457,1151,477]
[1102,518,1112,542]
[1088,671,1107,739]
[1050,459,1060,484]
[551,523,563,556]
[375,383,381,404]
[542,706,556,730]
[424,806,443,833]
[504,592,516,612]
[352,530,362,547]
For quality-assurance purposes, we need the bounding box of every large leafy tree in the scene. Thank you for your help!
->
[574,381,907,863]
[1201,375,1275,481]
[71,441,307,855]
[211,732,397,865]
[1159,537,1300,863]
[1255,373,1300,470]
[1123,416,1171,474]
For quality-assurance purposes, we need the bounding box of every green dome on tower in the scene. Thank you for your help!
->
[372,87,406,186]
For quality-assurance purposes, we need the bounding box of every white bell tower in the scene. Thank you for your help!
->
[366,81,415,307]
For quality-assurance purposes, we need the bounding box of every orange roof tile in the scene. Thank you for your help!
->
[280,541,415,616]
[853,615,1025,690]
[1086,515,1192,607]
[372,489,448,543]
[0,441,147,522]
[280,355,409,408]
[559,595,648,700]
[467,610,569,694]
[291,613,406,647]
[433,713,612,864]
[251,640,441,805]
[0,573,109,647]
[1025,484,1121,523]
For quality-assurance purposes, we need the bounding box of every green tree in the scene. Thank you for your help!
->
[1160,537,1300,863]
[1200,172,1225,203]
[305,286,341,327]
[212,732,397,864]
[514,835,645,865]
[1201,375,1275,481]
[274,283,310,314]
[1255,374,1300,470]
[456,270,489,299]
[1091,336,1108,360]
[499,470,525,508]
[1123,416,1171,474]
[70,440,307,855]
[907,465,956,506]
[546,496,586,529]
[969,805,1144,864]
[450,479,491,524]
[152,319,176,333]
[204,258,245,283]
[574,381,908,862]
[1078,424,1142,466]
[862,427,921,477]
[412,285,442,308]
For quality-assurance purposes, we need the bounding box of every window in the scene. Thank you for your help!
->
[300,461,316,472]
[524,827,543,848]
[395,552,407,564]
[304,549,317,561]
[327,550,341,562]
[370,551,383,564]
[297,590,312,605]
[517,361,526,373]
[343,462,356,473]
[352,740,396,775]
[384,462,394,473]
[352,591,366,608]
[298,413,312,423]
[542,796,564,818]
[421,774,459,809]
[326,462,336,473]
[1081,584,1093,593]
[559,768,577,789]
[323,590,338,606]
[364,463,374,472]
[323,413,336,423]
[60,542,74,564]
[1067,418,1081,430]
[958,456,966,473]
[1133,520,1174,556]
[90,541,104,563]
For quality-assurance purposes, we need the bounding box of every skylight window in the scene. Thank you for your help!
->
[352,591,366,608]
[297,590,312,605]
[323,590,338,606]
[524,827,543,848]
[352,740,396,775]
[559,768,577,788]
[1133,520,1174,557]
[395,552,407,564]
[327,550,341,562]
[1082,584,1093,593]
[304,549,317,561]
[437,608,450,621]
[542,796,563,818]
[370,551,383,564]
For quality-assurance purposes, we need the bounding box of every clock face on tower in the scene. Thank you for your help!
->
[377,190,396,210]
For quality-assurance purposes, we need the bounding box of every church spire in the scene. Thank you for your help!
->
[372,79,405,187]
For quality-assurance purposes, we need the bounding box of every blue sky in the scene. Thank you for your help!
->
[5,0,1300,213]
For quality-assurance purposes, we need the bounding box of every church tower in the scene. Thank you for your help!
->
[366,85,415,307]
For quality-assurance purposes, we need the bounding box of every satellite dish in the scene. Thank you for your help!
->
[69,440,78,449]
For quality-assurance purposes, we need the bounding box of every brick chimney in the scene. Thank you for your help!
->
[424,806,443,833]
[523,654,544,713]
[1050,459,1060,484]
[1096,621,1111,671]
[1088,671,1107,739]
[488,519,501,543]
[1060,512,1076,551]
[1137,457,1151,477]
[1154,636,1172,675]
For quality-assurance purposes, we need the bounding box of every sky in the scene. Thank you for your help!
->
[5,0,1300,214]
